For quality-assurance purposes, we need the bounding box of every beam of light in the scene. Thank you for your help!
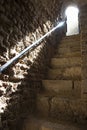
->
[56,21,65,28]
[0,21,65,73]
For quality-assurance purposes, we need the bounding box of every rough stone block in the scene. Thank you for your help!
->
[42,80,76,98]
[57,46,80,55]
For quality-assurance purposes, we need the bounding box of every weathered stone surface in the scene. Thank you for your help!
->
[58,40,80,48]
[42,80,72,97]
[54,36,81,57]
[42,80,81,98]
[51,57,81,68]
[51,98,87,121]
[61,34,80,42]
[54,52,81,58]
[48,67,81,80]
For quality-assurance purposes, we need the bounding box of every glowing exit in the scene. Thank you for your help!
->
[65,6,79,36]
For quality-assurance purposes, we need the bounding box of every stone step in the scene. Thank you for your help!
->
[56,45,81,55]
[58,41,80,48]
[48,67,81,80]
[58,41,80,51]
[51,57,81,68]
[42,80,81,98]
[23,117,84,130]
[61,35,80,42]
[54,52,81,58]
[37,95,85,122]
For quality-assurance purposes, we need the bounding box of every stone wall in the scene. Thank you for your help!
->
[0,0,64,130]
[0,0,63,63]
[80,5,87,99]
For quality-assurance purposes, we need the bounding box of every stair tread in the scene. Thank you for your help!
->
[54,52,81,58]
[23,117,84,130]
[59,40,80,46]
[55,48,81,56]
[56,46,80,53]
[51,57,81,68]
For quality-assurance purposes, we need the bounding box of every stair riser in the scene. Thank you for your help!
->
[56,47,80,54]
[42,80,81,98]
[51,57,81,68]
[60,39,80,43]
[54,52,81,58]
[37,97,85,121]
[48,67,81,80]
[58,41,80,47]
[51,98,85,121]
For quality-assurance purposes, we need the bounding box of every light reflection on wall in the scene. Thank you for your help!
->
[0,80,21,113]
[0,20,52,114]
[65,6,79,36]
[0,20,65,114]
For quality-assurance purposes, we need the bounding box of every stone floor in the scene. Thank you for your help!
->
[23,117,87,130]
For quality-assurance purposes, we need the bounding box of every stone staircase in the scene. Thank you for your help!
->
[37,34,82,121]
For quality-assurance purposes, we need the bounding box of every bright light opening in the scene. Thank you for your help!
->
[65,6,79,36]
